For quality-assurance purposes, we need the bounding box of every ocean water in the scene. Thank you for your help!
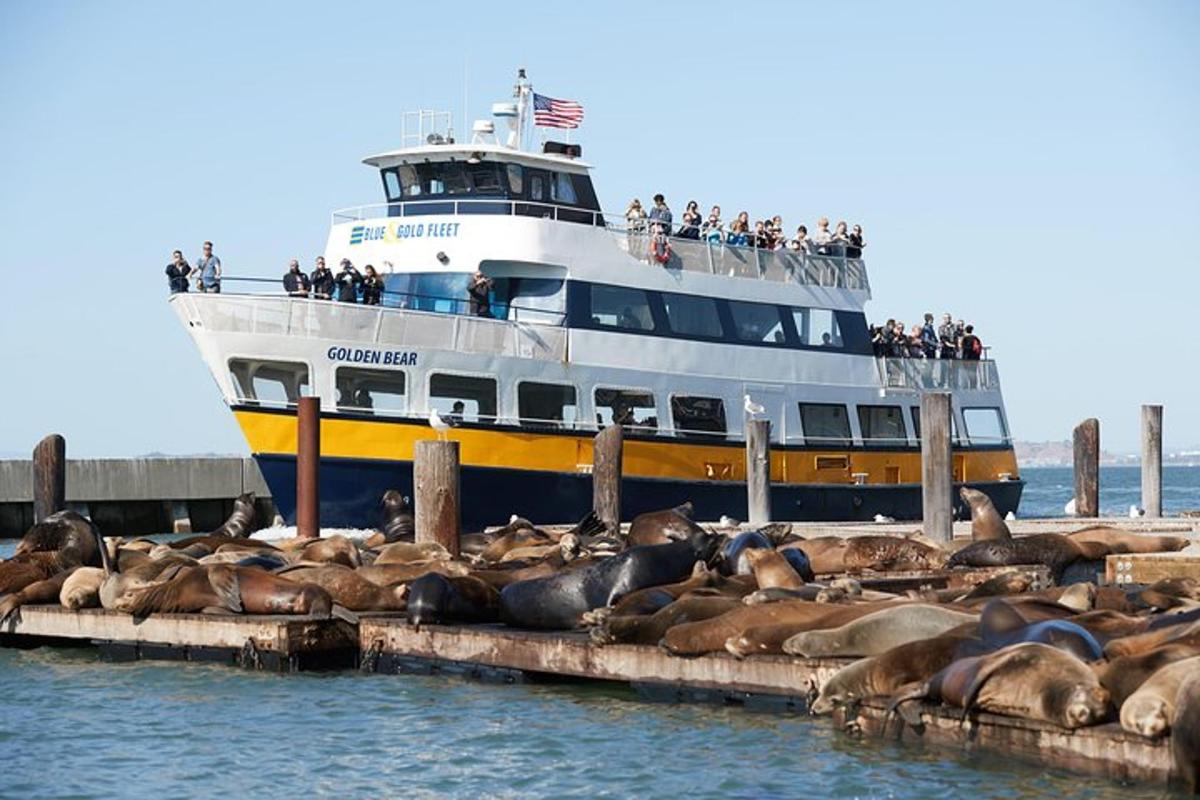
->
[1,466,1198,798]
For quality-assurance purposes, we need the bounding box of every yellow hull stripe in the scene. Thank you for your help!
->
[233,409,1020,485]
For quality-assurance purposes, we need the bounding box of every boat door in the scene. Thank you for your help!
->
[742,383,787,443]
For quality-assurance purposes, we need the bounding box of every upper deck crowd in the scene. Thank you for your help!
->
[873,314,985,360]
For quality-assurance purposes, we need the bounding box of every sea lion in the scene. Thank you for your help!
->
[590,594,742,645]
[811,634,976,714]
[718,530,773,576]
[1171,673,1200,793]
[1067,526,1190,555]
[724,602,891,658]
[1119,656,1200,738]
[1103,610,1200,658]
[741,585,846,606]
[500,531,720,630]
[781,604,977,658]
[663,600,888,657]
[295,535,361,567]
[981,617,1103,662]
[625,502,703,548]
[274,564,406,612]
[893,642,1110,729]
[60,566,106,610]
[589,561,722,620]
[779,548,815,582]
[744,548,804,590]
[0,568,80,625]
[355,560,471,586]
[210,492,258,538]
[1097,643,1200,707]
[947,534,1107,580]
[377,490,415,544]
[405,573,499,628]
[783,537,847,574]
[124,564,335,618]
[1139,578,1200,611]
[0,511,101,594]
[374,541,451,565]
[842,535,947,573]
[960,487,1011,541]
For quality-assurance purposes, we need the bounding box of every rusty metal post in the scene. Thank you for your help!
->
[1073,418,1100,518]
[32,434,66,523]
[920,393,954,544]
[745,419,771,525]
[296,396,320,539]
[415,440,461,556]
[592,425,624,533]
[1141,405,1163,518]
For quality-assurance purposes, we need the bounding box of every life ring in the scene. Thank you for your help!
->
[651,235,671,265]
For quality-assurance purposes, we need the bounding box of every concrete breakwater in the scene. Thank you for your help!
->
[0,457,274,537]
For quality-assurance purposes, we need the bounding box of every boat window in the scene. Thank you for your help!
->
[910,406,959,443]
[963,407,1008,445]
[595,388,657,433]
[590,285,653,331]
[335,368,406,414]
[382,169,403,202]
[729,301,787,344]
[662,292,722,338]
[570,174,600,211]
[793,308,843,347]
[389,162,511,200]
[430,373,497,423]
[530,173,546,201]
[383,272,469,314]
[670,396,727,438]
[506,164,524,194]
[487,276,565,324]
[857,405,907,445]
[228,359,309,407]
[551,172,578,204]
[798,403,851,447]
[518,382,577,428]
[466,163,503,193]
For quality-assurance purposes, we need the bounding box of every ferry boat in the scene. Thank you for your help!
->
[170,70,1022,529]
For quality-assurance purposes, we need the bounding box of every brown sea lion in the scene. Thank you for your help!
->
[1,511,101,594]
[355,560,471,586]
[1067,526,1190,555]
[625,502,703,548]
[60,566,106,610]
[592,562,721,619]
[1120,656,1200,738]
[744,548,804,590]
[0,567,80,625]
[210,492,258,538]
[1103,610,1200,658]
[124,564,334,617]
[724,602,890,658]
[1171,673,1200,793]
[374,541,451,565]
[1139,578,1200,611]
[663,600,890,657]
[275,564,406,612]
[1096,643,1200,707]
[590,594,743,645]
[360,490,415,547]
[892,642,1110,729]
[947,534,1108,580]
[295,535,361,567]
[782,537,847,574]
[842,535,947,573]
[811,634,976,714]
[781,604,977,658]
[960,487,1011,541]
[957,570,1036,601]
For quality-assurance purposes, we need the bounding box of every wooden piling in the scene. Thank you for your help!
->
[1141,405,1162,518]
[1073,418,1100,518]
[296,396,320,539]
[592,425,623,533]
[919,392,954,543]
[414,440,461,557]
[32,434,66,523]
[745,419,771,524]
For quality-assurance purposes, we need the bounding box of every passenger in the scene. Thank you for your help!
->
[647,194,673,239]
[821,332,833,346]
[789,225,811,253]
[283,259,311,297]
[618,305,641,329]
[753,220,769,249]
[354,389,374,409]
[727,212,750,246]
[334,259,362,303]
[195,240,222,293]
[447,400,465,424]
[880,318,896,355]
[310,257,334,300]
[679,200,701,239]
[869,325,886,356]
[467,269,494,317]
[937,313,957,359]
[625,198,647,233]
[921,313,938,358]
[960,325,983,360]
[891,321,908,358]
[165,249,191,294]
[955,319,966,356]
[702,205,724,242]
[612,402,634,427]
[812,218,833,254]
[770,215,785,250]
[361,264,383,306]
[847,224,865,258]
[908,324,925,358]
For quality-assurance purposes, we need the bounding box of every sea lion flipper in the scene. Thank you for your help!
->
[209,565,243,614]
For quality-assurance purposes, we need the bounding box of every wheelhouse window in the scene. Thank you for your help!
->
[910,406,959,443]
[670,396,727,438]
[662,293,722,338]
[728,301,787,344]
[858,405,907,445]
[799,403,851,447]
[963,407,1008,445]
[551,172,578,204]
[506,164,524,194]
[793,307,844,347]
[383,162,509,200]
[229,359,309,407]
[595,388,658,433]
[518,382,577,428]
[430,374,497,423]
[335,368,405,414]
[589,286,653,331]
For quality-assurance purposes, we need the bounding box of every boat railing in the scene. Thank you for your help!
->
[877,357,1000,391]
[330,200,870,293]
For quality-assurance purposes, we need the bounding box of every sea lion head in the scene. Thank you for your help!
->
[1064,685,1111,729]
[690,529,724,565]
[558,533,581,562]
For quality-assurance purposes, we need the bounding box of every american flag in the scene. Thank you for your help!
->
[533,92,584,129]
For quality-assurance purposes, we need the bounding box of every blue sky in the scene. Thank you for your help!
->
[0,1,1197,457]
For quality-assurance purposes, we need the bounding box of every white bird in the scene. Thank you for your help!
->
[873,514,895,523]
[1064,497,1077,516]
[743,394,765,417]
[1129,505,1145,519]
[428,409,451,440]
[719,515,741,528]
[1004,511,1016,521]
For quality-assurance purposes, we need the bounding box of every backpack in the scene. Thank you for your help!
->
[971,337,983,357]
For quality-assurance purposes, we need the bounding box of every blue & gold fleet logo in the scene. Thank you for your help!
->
[349,221,461,245]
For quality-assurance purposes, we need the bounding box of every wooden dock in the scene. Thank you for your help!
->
[0,605,357,671]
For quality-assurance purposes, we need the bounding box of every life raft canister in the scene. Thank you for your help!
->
[651,235,671,264]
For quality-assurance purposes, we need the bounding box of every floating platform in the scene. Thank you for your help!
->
[0,605,357,671]
[1108,552,1200,584]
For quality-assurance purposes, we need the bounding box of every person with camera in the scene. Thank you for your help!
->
[467,269,494,317]
[165,250,192,293]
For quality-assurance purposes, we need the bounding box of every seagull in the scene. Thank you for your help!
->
[743,394,765,418]
[428,409,451,440]
[1129,505,1145,519]
[873,514,895,523]
[1064,497,1077,516]
[1004,511,1016,521]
